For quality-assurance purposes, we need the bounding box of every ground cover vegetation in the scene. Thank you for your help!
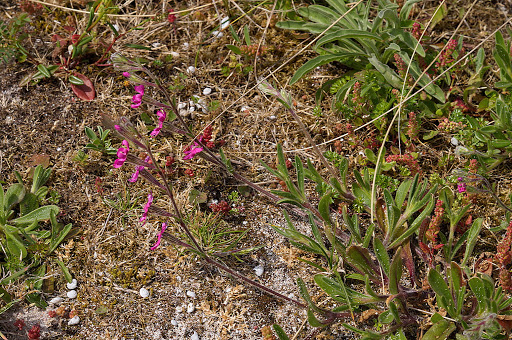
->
[1,0,512,339]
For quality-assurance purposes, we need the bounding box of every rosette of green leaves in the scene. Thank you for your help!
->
[0,166,75,308]
[426,266,512,339]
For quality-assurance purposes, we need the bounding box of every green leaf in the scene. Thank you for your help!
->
[373,237,390,277]
[315,29,382,49]
[430,3,448,28]
[318,192,333,225]
[226,44,241,55]
[12,205,59,226]
[272,324,290,340]
[124,44,151,50]
[389,247,402,295]
[428,268,452,310]
[5,230,27,259]
[291,54,358,85]
[422,317,455,340]
[368,55,403,88]
[55,259,73,283]
[462,218,483,266]
[4,183,25,212]
[346,245,379,282]
[37,64,51,78]
[69,75,85,85]
[469,277,487,314]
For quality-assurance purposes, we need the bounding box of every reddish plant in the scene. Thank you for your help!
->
[27,324,40,340]
[13,319,25,330]
[385,154,421,175]
[426,200,444,244]
[210,200,231,215]
[184,169,195,177]
[406,112,419,141]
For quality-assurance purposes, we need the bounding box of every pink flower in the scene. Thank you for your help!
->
[128,156,150,183]
[131,85,145,109]
[113,140,129,168]
[114,124,121,131]
[150,222,168,250]
[123,72,131,77]
[150,110,166,138]
[140,192,153,225]
[457,177,466,193]
[183,136,204,160]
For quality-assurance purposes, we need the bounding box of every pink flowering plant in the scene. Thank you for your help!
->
[104,52,512,339]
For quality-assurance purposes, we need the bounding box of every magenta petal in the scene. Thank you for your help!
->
[123,72,131,77]
[150,223,168,250]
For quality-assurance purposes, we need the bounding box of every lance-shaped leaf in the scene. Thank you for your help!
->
[346,245,381,283]
[428,268,456,317]
[462,218,483,266]
[12,205,59,226]
[138,169,165,190]
[389,247,403,295]
[373,237,390,278]
[4,183,25,213]
[422,314,455,340]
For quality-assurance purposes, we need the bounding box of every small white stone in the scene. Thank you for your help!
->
[139,288,150,298]
[178,102,187,109]
[186,290,196,298]
[68,316,80,325]
[242,221,248,225]
[5,116,13,124]
[67,290,77,299]
[241,106,249,113]
[254,264,264,277]
[49,297,62,305]
[189,106,195,112]
[66,278,77,290]
[152,42,161,48]
[203,87,212,95]
[191,331,200,340]
[171,319,178,326]
[220,16,230,30]
[113,24,119,32]
[171,51,179,58]
[176,306,183,313]
[269,115,276,120]
[183,42,190,49]
[451,137,459,146]
[187,66,196,74]
[211,31,223,38]
[187,303,195,313]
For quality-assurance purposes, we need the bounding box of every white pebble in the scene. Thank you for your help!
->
[211,31,223,38]
[451,137,459,146]
[49,297,62,305]
[66,279,77,290]
[170,51,179,58]
[269,115,276,120]
[191,331,200,340]
[187,66,196,74]
[242,221,248,225]
[139,288,150,298]
[203,87,212,95]
[67,290,77,299]
[152,42,161,48]
[187,290,196,298]
[187,303,195,313]
[254,264,264,277]
[189,106,195,112]
[183,42,189,49]
[171,319,178,326]
[178,102,187,109]
[68,316,80,325]
[176,306,183,313]
[220,16,230,30]
[241,106,249,113]
[56,147,62,152]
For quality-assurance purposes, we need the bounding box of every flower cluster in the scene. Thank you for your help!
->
[457,177,466,194]
[150,110,166,138]
[437,117,466,133]
[469,159,478,174]
[131,85,145,108]
[436,39,458,68]
[411,22,423,41]
[351,81,364,114]
[240,44,268,57]
[497,221,512,291]
[406,112,419,141]
[426,200,444,244]
[113,140,129,168]
[183,136,204,160]
[385,154,421,175]
[210,200,232,215]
